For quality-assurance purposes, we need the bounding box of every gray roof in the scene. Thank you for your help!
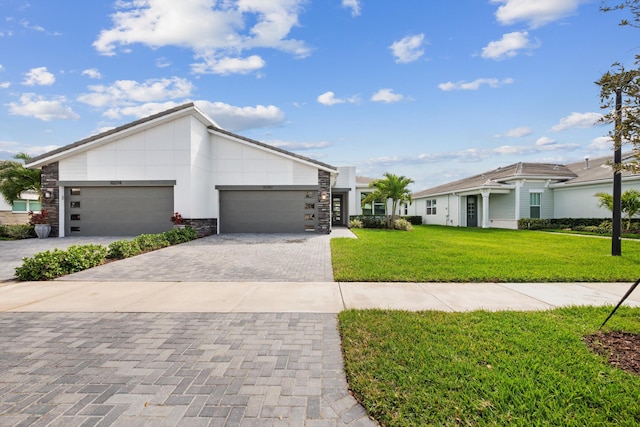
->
[26,102,336,172]
[413,153,640,197]
[413,161,577,197]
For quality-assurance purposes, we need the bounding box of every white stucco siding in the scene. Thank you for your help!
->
[418,195,452,226]
[60,116,193,182]
[488,192,515,220]
[213,134,318,186]
[186,116,214,219]
[552,182,640,218]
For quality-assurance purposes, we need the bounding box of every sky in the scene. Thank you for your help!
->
[0,0,638,191]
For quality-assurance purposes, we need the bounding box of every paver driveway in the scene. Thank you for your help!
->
[67,233,334,282]
[0,312,375,426]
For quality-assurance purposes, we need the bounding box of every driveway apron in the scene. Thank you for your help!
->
[61,234,335,282]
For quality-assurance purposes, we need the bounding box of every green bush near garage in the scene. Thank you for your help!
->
[15,226,199,280]
[15,244,107,281]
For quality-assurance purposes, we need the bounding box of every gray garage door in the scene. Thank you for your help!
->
[219,190,316,233]
[65,186,174,236]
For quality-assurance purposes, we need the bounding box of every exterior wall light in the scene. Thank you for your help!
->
[319,191,329,201]
[43,190,53,200]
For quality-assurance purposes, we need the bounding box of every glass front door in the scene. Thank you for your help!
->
[332,195,343,226]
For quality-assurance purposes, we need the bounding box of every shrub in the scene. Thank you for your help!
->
[402,216,423,225]
[15,244,107,281]
[107,239,142,259]
[0,224,34,239]
[133,233,170,252]
[394,218,413,231]
[349,219,363,229]
[350,215,387,229]
[163,226,197,244]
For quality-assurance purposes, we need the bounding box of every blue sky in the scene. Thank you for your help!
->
[0,0,636,191]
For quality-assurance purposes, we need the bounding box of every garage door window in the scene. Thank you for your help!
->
[70,188,81,196]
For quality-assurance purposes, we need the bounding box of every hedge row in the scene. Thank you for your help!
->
[349,215,423,229]
[15,227,198,281]
[518,217,640,233]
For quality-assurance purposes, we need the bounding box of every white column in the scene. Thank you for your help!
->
[481,190,490,228]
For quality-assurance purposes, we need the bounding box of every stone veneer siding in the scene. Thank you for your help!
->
[40,162,60,237]
[317,170,331,234]
[183,218,217,237]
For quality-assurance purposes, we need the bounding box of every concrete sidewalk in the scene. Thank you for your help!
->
[1,281,639,313]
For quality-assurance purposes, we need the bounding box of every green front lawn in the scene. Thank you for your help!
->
[331,226,640,282]
[339,307,640,426]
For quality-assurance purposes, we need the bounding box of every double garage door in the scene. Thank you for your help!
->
[219,190,317,233]
[65,186,174,236]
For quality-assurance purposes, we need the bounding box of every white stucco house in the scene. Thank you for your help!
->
[25,103,362,237]
[411,154,640,229]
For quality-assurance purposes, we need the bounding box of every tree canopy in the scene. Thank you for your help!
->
[0,153,41,205]
[362,172,414,229]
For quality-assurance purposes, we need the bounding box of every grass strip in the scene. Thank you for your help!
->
[339,306,640,426]
[331,226,640,282]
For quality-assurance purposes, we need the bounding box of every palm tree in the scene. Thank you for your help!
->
[0,153,41,205]
[362,172,414,228]
[595,189,640,230]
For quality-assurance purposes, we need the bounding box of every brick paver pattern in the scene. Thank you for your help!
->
[0,312,375,427]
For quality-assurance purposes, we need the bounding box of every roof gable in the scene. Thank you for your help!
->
[25,103,336,172]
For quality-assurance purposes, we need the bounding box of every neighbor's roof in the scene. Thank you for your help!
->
[356,176,375,186]
[413,153,640,197]
[26,102,336,172]
[413,162,576,197]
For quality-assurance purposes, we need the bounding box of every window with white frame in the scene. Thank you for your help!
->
[426,199,437,215]
[361,192,386,215]
[12,199,41,213]
[530,192,541,218]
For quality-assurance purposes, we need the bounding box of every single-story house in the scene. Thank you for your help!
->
[24,102,377,237]
[411,154,640,229]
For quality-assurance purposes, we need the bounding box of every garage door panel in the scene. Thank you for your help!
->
[220,190,313,233]
[66,187,173,236]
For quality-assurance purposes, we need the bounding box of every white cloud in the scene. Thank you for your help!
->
[93,0,310,75]
[269,140,334,151]
[370,88,406,103]
[0,82,9,89]
[535,136,556,146]
[497,126,532,138]
[342,0,361,16]
[438,78,514,91]
[491,0,581,28]
[481,31,538,60]
[551,112,603,131]
[156,57,171,68]
[77,77,194,107]
[588,136,613,151]
[194,100,286,131]
[389,34,426,64]
[8,93,79,121]
[191,55,266,75]
[22,66,55,86]
[81,68,102,79]
[317,91,359,106]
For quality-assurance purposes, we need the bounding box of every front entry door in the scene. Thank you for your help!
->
[467,195,478,227]
[332,194,343,226]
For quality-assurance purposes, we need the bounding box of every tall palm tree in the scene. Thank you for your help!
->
[595,189,640,230]
[362,172,414,228]
[0,153,41,205]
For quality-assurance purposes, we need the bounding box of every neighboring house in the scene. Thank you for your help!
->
[0,190,41,225]
[26,103,342,237]
[412,154,640,229]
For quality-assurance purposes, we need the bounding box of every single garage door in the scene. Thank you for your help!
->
[65,186,174,236]
[219,190,316,233]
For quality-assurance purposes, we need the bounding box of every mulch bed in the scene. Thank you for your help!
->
[584,331,640,376]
